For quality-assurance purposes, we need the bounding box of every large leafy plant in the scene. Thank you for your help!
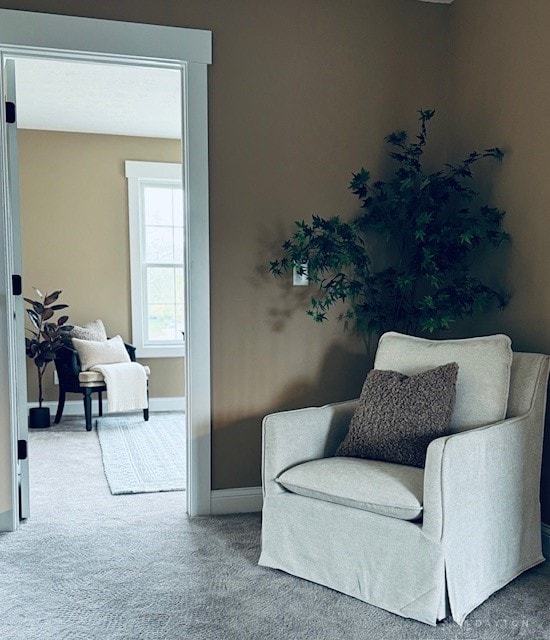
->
[270,110,509,350]
[25,289,73,407]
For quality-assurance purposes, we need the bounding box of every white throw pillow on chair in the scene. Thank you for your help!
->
[71,319,108,342]
[72,335,131,371]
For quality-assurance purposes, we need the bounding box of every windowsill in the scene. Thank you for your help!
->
[135,345,185,359]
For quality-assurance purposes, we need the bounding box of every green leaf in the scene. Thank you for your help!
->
[269,109,509,344]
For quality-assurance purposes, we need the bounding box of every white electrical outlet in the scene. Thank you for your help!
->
[53,371,59,385]
[292,262,309,286]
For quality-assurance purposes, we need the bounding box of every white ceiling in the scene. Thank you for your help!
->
[14,58,182,139]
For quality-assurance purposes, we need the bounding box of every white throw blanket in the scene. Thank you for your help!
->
[90,362,148,413]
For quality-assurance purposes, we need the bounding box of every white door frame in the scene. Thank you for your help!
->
[2,57,29,522]
[0,9,213,525]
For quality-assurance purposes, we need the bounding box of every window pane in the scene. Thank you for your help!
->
[147,304,177,341]
[147,267,175,304]
[174,227,184,263]
[145,226,174,263]
[143,185,173,226]
[175,268,184,304]
[176,305,185,337]
[128,165,186,351]
[173,188,184,227]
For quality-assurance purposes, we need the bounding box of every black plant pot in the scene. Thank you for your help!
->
[29,407,51,429]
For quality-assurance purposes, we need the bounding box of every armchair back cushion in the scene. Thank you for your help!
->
[374,332,513,432]
[72,335,131,371]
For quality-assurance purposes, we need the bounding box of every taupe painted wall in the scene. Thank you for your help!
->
[19,130,184,403]
[2,1,549,525]
[448,0,550,522]
[0,0,451,491]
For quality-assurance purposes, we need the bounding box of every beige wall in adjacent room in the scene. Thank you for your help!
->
[19,130,184,403]
[447,0,550,522]
[0,0,451,490]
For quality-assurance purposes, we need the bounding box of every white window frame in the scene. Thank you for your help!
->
[126,160,185,358]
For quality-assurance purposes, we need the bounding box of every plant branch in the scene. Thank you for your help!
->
[270,109,509,349]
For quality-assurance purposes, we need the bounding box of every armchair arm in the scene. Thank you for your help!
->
[422,414,541,541]
[262,400,357,497]
[124,342,137,362]
[54,345,81,376]
[422,409,547,623]
[425,353,550,543]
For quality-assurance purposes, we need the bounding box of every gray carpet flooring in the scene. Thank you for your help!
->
[0,417,549,640]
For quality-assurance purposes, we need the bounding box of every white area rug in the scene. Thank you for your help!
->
[96,413,185,495]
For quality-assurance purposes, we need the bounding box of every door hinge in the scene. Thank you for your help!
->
[17,440,27,461]
[5,101,16,124]
[12,274,22,296]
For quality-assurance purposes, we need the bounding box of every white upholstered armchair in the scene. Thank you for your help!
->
[259,333,550,626]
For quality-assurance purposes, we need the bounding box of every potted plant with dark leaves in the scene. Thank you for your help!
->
[270,109,509,353]
[25,289,73,428]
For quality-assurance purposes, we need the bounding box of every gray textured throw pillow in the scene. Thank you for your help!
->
[336,362,459,468]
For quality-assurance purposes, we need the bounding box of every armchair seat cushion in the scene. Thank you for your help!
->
[277,457,424,521]
[79,365,150,385]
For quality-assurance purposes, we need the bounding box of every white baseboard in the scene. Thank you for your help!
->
[210,486,263,515]
[27,397,185,415]
[542,523,550,559]
[0,508,15,532]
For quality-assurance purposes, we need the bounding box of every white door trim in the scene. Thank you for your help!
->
[0,60,19,531]
[0,9,213,525]
[3,57,29,522]
[0,9,212,64]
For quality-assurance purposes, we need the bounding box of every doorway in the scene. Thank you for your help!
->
[0,9,213,528]
[16,55,187,506]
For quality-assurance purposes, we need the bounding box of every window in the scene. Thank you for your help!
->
[126,161,185,358]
